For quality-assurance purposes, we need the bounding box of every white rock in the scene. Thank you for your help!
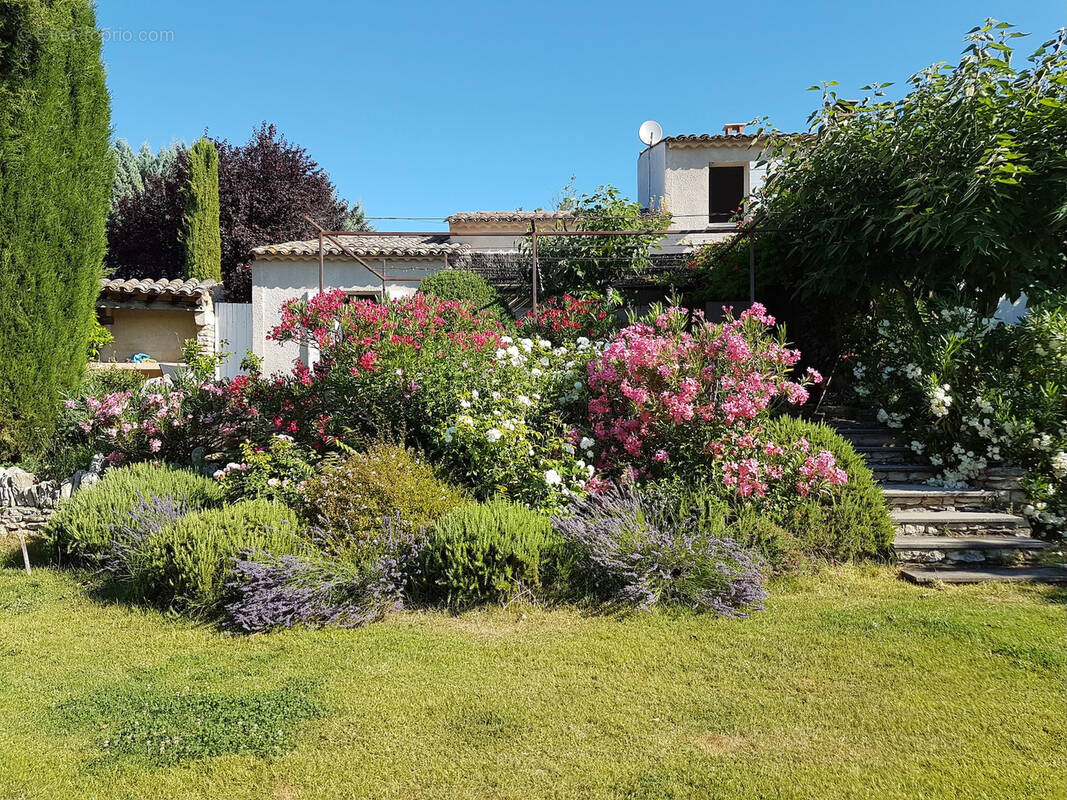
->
[2,467,35,490]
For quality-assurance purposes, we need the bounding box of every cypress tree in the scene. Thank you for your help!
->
[182,138,222,281]
[0,0,112,458]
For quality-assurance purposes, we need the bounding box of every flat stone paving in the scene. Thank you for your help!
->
[893,535,1047,550]
[900,566,1067,585]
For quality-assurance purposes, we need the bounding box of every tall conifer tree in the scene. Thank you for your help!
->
[0,0,112,456]
[183,138,222,281]
[111,139,143,205]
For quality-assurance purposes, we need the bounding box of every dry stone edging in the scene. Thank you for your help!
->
[0,455,106,541]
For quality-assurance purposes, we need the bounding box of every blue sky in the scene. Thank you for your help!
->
[98,0,1065,230]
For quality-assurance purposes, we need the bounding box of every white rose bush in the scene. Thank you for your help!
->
[429,335,601,509]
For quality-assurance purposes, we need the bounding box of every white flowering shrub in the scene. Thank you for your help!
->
[428,335,601,509]
[848,293,1067,534]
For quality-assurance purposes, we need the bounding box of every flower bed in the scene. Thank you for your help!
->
[36,292,891,633]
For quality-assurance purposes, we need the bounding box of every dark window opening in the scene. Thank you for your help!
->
[708,165,745,223]
[345,291,380,303]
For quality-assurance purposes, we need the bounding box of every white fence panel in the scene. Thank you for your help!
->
[215,302,253,381]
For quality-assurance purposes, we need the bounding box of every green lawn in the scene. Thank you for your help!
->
[0,565,1063,800]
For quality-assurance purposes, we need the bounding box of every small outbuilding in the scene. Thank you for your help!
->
[95,277,221,374]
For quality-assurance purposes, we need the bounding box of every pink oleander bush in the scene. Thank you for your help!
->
[63,388,193,465]
[518,292,621,344]
[585,303,843,508]
[269,290,504,376]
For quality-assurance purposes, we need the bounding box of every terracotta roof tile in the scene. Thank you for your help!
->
[446,210,574,224]
[99,277,219,302]
[662,132,811,146]
[251,234,468,259]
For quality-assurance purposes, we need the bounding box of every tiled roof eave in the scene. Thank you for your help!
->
[663,132,812,147]
[251,235,470,260]
[445,210,575,224]
[98,277,218,305]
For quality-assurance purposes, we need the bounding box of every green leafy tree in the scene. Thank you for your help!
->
[758,20,1067,310]
[183,138,222,281]
[0,0,113,458]
[523,185,670,296]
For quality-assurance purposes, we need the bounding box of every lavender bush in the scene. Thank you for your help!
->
[224,515,426,633]
[97,492,192,585]
[553,485,767,616]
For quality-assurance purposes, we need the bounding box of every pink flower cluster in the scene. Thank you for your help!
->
[269,290,504,377]
[68,388,189,462]
[718,432,848,500]
[585,303,838,502]
[797,446,849,497]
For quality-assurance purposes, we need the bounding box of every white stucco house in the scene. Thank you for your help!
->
[638,123,786,254]
[241,122,795,376]
[247,211,572,375]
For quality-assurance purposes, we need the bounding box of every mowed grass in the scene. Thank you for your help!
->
[0,565,1063,800]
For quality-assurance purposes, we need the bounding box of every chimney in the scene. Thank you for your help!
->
[722,122,746,136]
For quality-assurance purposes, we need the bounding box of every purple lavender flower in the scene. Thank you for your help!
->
[553,484,767,616]
[224,514,426,633]
[97,492,191,581]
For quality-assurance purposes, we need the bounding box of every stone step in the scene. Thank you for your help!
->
[871,464,938,483]
[900,565,1067,585]
[881,483,998,512]
[808,403,870,414]
[838,431,904,447]
[891,509,1030,536]
[806,416,874,428]
[894,535,1047,566]
[853,445,919,464]
[831,424,893,434]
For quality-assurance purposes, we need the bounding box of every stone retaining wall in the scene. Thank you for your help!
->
[0,459,104,541]
[971,466,1028,504]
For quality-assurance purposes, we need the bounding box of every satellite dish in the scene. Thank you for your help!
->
[639,120,663,147]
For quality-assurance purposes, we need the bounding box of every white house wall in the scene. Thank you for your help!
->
[648,143,772,254]
[662,143,768,230]
[251,257,446,376]
[637,142,666,211]
[446,233,523,251]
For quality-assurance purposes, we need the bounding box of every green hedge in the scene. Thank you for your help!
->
[134,499,308,614]
[418,269,513,323]
[45,463,223,560]
[763,415,895,561]
[422,500,560,608]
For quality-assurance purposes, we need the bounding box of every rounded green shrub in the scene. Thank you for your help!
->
[763,415,895,561]
[418,269,513,322]
[421,500,561,608]
[730,511,803,574]
[299,444,468,556]
[46,463,223,560]
[134,499,308,613]
[640,480,805,573]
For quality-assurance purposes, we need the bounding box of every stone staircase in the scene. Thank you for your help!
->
[807,404,1067,585]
